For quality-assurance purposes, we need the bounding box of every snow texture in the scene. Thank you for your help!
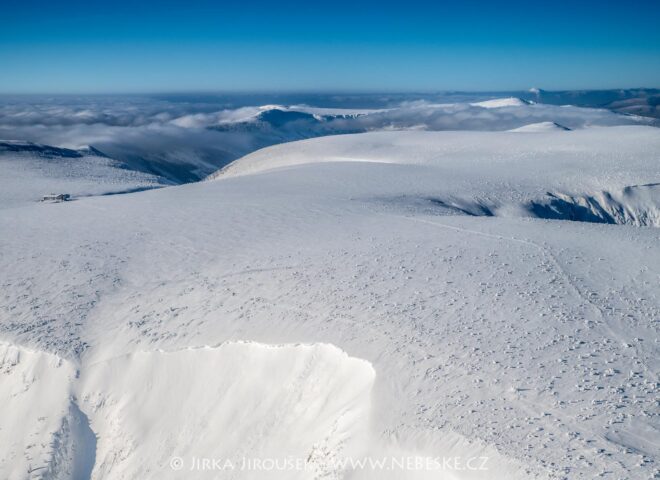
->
[0,96,654,183]
[0,100,658,480]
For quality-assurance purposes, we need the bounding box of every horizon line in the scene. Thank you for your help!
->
[0,86,659,97]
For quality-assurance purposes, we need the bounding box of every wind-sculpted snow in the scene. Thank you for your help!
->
[0,95,654,183]
[0,123,659,479]
[0,343,80,479]
[0,339,526,479]
[0,341,384,480]
[526,186,660,227]
[211,127,660,227]
[80,342,375,479]
[470,97,531,108]
[508,122,570,132]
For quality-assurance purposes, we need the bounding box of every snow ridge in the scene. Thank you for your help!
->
[0,341,384,480]
[471,97,531,108]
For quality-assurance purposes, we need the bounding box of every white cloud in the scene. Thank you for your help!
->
[0,96,654,182]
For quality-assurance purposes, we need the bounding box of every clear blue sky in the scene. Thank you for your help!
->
[1,0,659,93]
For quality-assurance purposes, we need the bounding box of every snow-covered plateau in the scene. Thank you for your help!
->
[0,100,658,480]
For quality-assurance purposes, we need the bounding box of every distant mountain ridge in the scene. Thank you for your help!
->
[0,140,83,158]
[0,141,113,159]
[522,88,660,119]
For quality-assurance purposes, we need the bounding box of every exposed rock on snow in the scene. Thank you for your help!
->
[209,127,660,227]
[526,186,660,227]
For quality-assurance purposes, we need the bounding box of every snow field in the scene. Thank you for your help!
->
[0,116,658,479]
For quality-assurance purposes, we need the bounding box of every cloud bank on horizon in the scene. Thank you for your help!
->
[0,94,655,182]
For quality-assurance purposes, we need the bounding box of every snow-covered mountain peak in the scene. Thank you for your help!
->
[471,97,532,108]
[508,121,571,132]
[76,145,110,157]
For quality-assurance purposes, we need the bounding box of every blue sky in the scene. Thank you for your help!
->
[1,0,659,93]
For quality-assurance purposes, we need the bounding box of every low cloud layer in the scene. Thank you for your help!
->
[0,95,654,182]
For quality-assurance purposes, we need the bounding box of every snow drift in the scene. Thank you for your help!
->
[1,110,658,480]
[212,127,660,227]
[79,342,375,479]
[0,341,379,480]
[0,342,84,480]
[525,185,660,227]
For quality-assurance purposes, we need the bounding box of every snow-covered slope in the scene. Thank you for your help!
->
[508,122,571,132]
[80,342,374,479]
[0,125,658,479]
[471,97,531,108]
[211,126,660,226]
[0,141,165,209]
[0,343,90,480]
